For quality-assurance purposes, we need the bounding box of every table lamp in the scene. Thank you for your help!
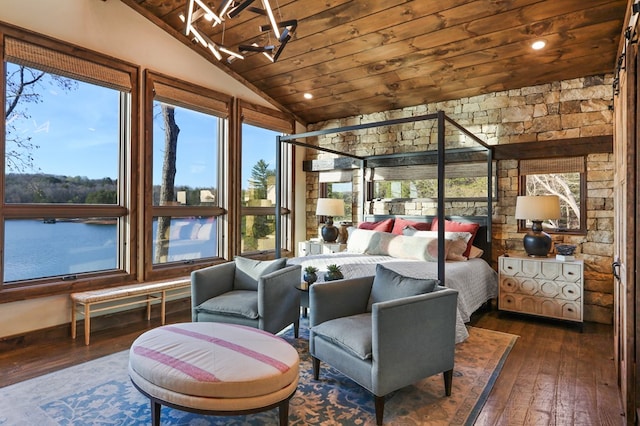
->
[316,198,345,243]
[515,195,561,257]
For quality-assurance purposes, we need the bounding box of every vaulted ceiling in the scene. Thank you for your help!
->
[123,0,627,125]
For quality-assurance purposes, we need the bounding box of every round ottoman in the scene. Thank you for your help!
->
[129,322,299,425]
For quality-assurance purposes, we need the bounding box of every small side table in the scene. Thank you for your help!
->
[295,284,309,318]
[298,240,346,256]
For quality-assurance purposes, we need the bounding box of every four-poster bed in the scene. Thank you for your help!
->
[274,112,498,342]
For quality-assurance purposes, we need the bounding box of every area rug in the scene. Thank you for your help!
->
[0,323,517,425]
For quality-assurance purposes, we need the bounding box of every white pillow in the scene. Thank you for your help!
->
[402,229,471,261]
[346,228,379,253]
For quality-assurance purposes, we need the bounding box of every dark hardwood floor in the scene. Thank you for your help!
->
[0,303,626,425]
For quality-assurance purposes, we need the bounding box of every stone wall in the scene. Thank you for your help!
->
[305,74,614,324]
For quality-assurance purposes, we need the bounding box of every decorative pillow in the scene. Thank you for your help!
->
[346,228,380,253]
[311,313,373,360]
[468,245,484,259]
[391,218,431,235]
[402,229,472,261]
[357,218,394,233]
[431,218,480,258]
[366,264,439,311]
[233,256,287,291]
[365,232,448,261]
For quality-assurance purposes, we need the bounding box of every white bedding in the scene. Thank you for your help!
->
[287,253,498,343]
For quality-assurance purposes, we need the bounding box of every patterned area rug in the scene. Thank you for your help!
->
[0,322,517,425]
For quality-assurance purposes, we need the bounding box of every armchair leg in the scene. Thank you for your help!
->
[294,319,299,338]
[443,369,453,396]
[374,394,385,425]
[312,356,320,380]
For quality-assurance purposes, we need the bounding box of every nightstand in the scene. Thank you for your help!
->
[298,240,347,256]
[498,255,583,324]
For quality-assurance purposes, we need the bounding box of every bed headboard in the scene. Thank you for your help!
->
[362,214,492,263]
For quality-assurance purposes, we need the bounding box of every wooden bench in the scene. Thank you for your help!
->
[70,279,191,345]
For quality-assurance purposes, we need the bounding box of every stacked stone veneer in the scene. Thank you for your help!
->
[305,74,614,324]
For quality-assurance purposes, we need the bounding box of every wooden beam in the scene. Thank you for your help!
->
[492,135,613,160]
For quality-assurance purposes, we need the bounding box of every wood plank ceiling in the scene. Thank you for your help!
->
[123,0,627,125]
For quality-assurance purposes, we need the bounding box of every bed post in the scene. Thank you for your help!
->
[437,111,445,286]
[275,135,282,258]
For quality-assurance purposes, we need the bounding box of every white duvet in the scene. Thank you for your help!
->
[287,254,498,343]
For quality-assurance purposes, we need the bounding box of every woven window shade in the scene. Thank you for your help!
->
[519,157,585,175]
[5,37,132,92]
[370,162,493,180]
[242,108,294,134]
[153,81,229,117]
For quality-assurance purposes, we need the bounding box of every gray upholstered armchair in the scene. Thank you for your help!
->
[191,257,302,337]
[309,264,459,425]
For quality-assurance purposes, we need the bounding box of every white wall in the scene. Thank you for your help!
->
[0,0,295,338]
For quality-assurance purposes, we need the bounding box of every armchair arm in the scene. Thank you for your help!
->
[371,286,458,396]
[258,265,301,314]
[190,262,236,309]
[309,276,374,327]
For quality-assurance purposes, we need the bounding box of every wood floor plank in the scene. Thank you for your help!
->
[0,303,627,425]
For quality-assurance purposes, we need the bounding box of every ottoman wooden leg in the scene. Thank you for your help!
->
[278,400,289,426]
[151,399,161,426]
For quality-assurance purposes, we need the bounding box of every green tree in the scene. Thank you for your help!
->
[248,159,275,242]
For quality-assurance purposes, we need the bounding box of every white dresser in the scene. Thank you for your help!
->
[298,240,347,256]
[498,255,583,324]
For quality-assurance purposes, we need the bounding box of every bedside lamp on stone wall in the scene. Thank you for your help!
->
[515,195,561,257]
[316,198,345,243]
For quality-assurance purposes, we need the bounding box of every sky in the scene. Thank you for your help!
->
[7,64,277,190]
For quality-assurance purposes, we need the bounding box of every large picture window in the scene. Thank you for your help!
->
[2,34,136,288]
[238,102,294,255]
[145,72,230,274]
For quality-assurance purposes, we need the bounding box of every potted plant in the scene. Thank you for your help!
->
[324,264,344,281]
[303,265,319,285]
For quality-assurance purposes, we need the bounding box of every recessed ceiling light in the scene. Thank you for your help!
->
[303,93,313,99]
[531,40,546,50]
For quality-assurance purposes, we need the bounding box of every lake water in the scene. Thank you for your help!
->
[4,220,117,282]
[4,219,217,282]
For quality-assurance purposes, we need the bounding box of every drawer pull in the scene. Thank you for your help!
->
[567,308,574,312]
[567,290,574,294]
[507,266,513,270]
[567,272,574,275]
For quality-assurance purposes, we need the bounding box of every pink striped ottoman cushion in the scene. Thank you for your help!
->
[128,322,299,409]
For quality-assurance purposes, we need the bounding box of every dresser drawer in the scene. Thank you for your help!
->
[498,255,583,324]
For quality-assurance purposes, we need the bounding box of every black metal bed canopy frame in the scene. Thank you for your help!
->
[275,111,493,284]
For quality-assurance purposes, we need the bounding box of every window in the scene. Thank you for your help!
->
[369,162,494,200]
[145,72,230,275]
[518,157,586,234]
[2,33,136,287]
[238,101,294,255]
[319,171,353,223]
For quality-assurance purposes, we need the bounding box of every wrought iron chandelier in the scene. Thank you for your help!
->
[182,0,298,63]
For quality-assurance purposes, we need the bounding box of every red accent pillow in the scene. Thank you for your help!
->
[391,217,431,235]
[431,218,480,258]
[358,218,394,233]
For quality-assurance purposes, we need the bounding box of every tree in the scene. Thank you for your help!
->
[5,64,77,172]
[526,173,580,229]
[154,105,180,263]
[246,159,275,247]
[248,159,274,200]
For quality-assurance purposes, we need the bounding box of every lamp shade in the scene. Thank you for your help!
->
[515,195,561,221]
[315,198,345,217]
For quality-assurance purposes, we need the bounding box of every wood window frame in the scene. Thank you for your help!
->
[143,71,232,281]
[0,24,140,302]
[517,156,587,235]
